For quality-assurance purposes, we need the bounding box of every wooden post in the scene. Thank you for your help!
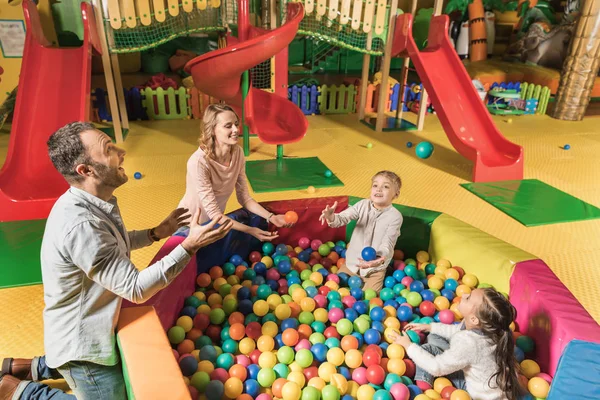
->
[416,0,443,131]
[92,0,123,143]
[374,0,399,132]
[395,0,418,123]
[358,30,373,120]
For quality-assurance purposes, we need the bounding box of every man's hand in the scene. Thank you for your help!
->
[181,210,233,254]
[153,208,191,240]
[319,201,338,225]
[250,227,279,242]
[270,214,295,228]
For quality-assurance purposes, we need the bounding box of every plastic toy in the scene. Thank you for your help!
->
[134,172,142,179]
[324,170,333,178]
[361,247,377,261]
[366,143,374,149]
[563,144,570,150]
[415,142,435,159]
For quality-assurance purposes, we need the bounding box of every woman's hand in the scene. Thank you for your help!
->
[358,256,385,270]
[389,330,414,349]
[250,227,279,242]
[403,323,431,333]
[319,201,338,225]
[269,214,295,228]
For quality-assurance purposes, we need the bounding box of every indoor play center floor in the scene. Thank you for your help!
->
[1,111,600,362]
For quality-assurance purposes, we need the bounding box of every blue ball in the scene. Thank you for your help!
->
[379,342,389,353]
[345,308,359,322]
[392,270,406,282]
[395,296,407,305]
[278,260,292,275]
[409,281,425,293]
[383,299,399,309]
[318,269,329,277]
[252,276,266,285]
[348,276,363,289]
[338,367,352,380]
[444,278,459,291]
[334,245,345,255]
[237,286,251,300]
[180,305,197,318]
[276,243,288,255]
[179,355,198,376]
[306,286,318,298]
[441,289,456,301]
[371,321,385,334]
[353,301,368,315]
[199,346,217,363]
[564,144,571,150]
[370,306,385,322]
[298,251,311,262]
[247,364,260,380]
[407,384,422,397]
[275,334,284,348]
[361,247,377,261]
[244,379,260,398]
[134,172,142,179]
[514,346,525,363]
[342,396,354,400]
[266,280,279,291]
[206,380,224,400]
[421,290,435,302]
[238,299,253,315]
[311,343,328,362]
[350,287,363,300]
[262,242,275,255]
[287,276,301,286]
[406,142,413,148]
[341,249,347,258]
[324,169,333,178]
[337,272,350,287]
[364,329,381,345]
[230,254,243,266]
[352,332,364,347]
[384,276,397,288]
[281,318,299,330]
[415,141,434,159]
[397,305,413,322]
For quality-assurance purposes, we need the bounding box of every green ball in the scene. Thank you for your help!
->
[223,262,236,276]
[335,241,346,249]
[195,336,212,349]
[405,258,417,266]
[309,332,326,345]
[322,385,340,400]
[245,314,260,324]
[400,376,413,386]
[336,318,353,336]
[302,386,320,400]
[312,263,324,272]
[416,270,426,280]
[366,142,373,149]
[300,270,313,281]
[406,330,420,344]
[478,283,493,289]
[221,328,231,341]
[289,284,302,295]
[190,371,210,392]
[318,244,331,256]
[277,346,295,364]
[420,317,434,324]
[400,289,411,298]
[404,265,418,278]
[430,288,441,297]
[364,289,377,300]
[380,288,394,302]
[295,348,314,368]
[516,335,535,353]
[257,284,272,300]
[221,339,238,354]
[281,295,293,304]
[302,280,317,289]
[167,326,185,344]
[406,292,423,307]
[243,269,256,281]
[328,300,344,310]
[223,298,237,315]
[299,311,315,325]
[210,308,226,325]
[311,321,326,334]
[353,317,370,334]
[373,389,392,400]
[262,313,278,324]
[257,368,276,387]
[216,353,235,370]
[262,242,275,255]
[184,296,202,308]
[327,241,335,248]
[393,284,406,296]
[425,263,436,275]
[273,363,290,378]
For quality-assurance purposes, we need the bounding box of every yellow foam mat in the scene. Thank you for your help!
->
[1,112,600,363]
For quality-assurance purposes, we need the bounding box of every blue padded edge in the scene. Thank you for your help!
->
[547,339,600,399]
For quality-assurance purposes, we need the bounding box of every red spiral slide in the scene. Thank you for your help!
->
[185,2,308,145]
[0,0,101,221]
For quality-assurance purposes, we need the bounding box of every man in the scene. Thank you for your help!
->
[0,122,232,399]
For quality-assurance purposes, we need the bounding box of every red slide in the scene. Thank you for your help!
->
[393,14,523,182]
[0,0,101,222]
[185,2,307,145]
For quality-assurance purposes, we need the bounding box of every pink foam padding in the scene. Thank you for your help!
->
[510,259,600,375]
[121,236,197,331]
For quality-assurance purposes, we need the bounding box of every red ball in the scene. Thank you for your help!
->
[324,326,340,340]
[308,258,319,267]
[278,285,289,296]
[287,251,298,258]
[193,314,210,330]
[245,322,262,340]
[210,368,229,383]
[380,357,389,372]
[249,251,262,263]
[440,386,456,399]
[205,325,221,342]
[454,266,465,279]
[362,350,382,367]
[303,366,318,381]
[249,349,262,364]
[365,344,383,357]
[419,301,436,317]
[366,365,385,385]
[403,359,416,378]
[320,258,333,269]
[318,286,331,296]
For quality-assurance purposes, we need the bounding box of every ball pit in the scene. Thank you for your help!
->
[167,238,552,400]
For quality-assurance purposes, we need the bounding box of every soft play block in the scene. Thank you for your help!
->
[121,235,197,331]
[547,340,600,399]
[428,214,535,294]
[117,306,190,400]
[510,260,600,376]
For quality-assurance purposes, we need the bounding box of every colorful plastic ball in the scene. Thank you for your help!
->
[520,360,541,379]
[406,292,423,307]
[361,247,377,261]
[168,326,186,345]
[357,384,375,400]
[438,309,455,324]
[366,365,385,385]
[527,377,549,398]
[373,389,392,400]
[516,335,535,353]
[386,358,406,376]
[449,389,471,400]
[295,348,314,368]
[415,141,434,159]
[216,353,235,370]
[256,395,273,400]
[311,342,328,362]
[362,350,382,367]
[322,385,341,400]
[223,377,243,398]
[563,144,570,150]
[257,368,276,387]
[318,244,331,257]
[335,318,353,336]
[363,329,381,345]
[221,339,238,354]
[179,355,199,377]
[348,276,363,289]
[328,308,345,323]
[205,380,224,400]
[302,386,321,400]
[389,383,410,400]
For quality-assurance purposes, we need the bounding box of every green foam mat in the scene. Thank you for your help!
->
[347,196,441,258]
[0,219,46,288]
[461,179,600,227]
[245,157,344,193]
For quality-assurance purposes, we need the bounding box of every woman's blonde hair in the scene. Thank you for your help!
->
[199,104,239,160]
[372,170,402,197]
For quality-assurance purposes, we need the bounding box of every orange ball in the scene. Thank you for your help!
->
[196,273,211,288]
[369,298,384,307]
[282,328,300,346]
[341,335,359,351]
[272,378,288,398]
[229,364,248,381]
[284,211,299,224]
[177,339,195,355]
[289,302,301,318]
[327,252,340,263]
[298,324,313,340]
[229,323,246,341]
[209,266,223,280]
[235,266,247,279]
[229,312,245,325]
[337,258,345,268]
[186,328,203,342]
[295,261,309,272]
[238,395,253,400]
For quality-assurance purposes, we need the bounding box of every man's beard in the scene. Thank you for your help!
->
[91,161,128,188]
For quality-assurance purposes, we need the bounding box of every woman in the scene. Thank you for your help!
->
[179,104,292,241]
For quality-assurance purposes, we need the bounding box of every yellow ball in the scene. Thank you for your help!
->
[434,266,449,276]
[310,272,324,286]
[383,328,401,343]
[384,317,401,330]
[327,348,345,367]
[267,294,283,310]
[346,381,360,398]
[213,277,227,290]
[325,281,339,291]
[462,273,479,288]
[434,296,450,311]
[224,377,243,398]
[509,322,516,332]
[338,288,350,297]
[207,293,223,307]
[383,306,397,319]
[444,268,460,281]
[416,251,430,263]
[414,395,430,400]
[262,321,279,338]
[520,360,541,379]
[176,316,193,332]
[450,389,471,400]
[193,291,206,302]
[253,300,269,317]
[294,246,303,254]
[436,259,452,268]
[258,351,277,369]
[314,308,329,323]
[527,377,550,398]
[261,256,273,268]
[386,343,405,359]
[344,349,363,369]
[356,384,375,400]
[330,373,348,395]
[191,350,201,361]
[386,358,406,375]
[292,288,308,303]
[425,389,441,399]
[308,377,326,390]
[287,371,306,388]
[275,304,292,320]
[257,335,275,352]
[455,285,471,297]
[450,303,463,319]
[223,294,236,303]
[183,376,190,385]
[300,297,316,312]
[239,337,256,355]
[198,360,215,374]
[227,275,240,286]
[433,377,453,393]
[196,304,211,315]
[291,257,299,267]
[428,276,445,291]
[289,361,304,373]
[282,381,302,400]
[318,362,337,382]
[242,280,252,288]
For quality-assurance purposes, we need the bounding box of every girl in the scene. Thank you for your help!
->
[392,288,523,400]
[179,104,294,241]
